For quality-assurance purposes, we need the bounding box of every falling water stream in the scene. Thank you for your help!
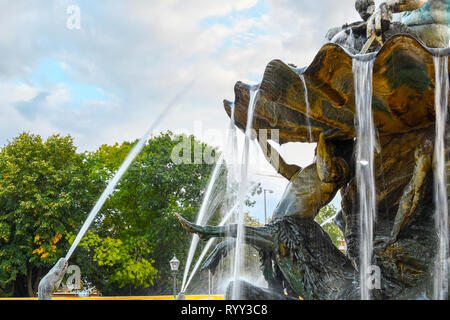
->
[227,102,240,188]
[181,99,241,293]
[231,85,259,299]
[180,153,225,292]
[182,204,237,292]
[352,57,376,300]
[64,86,189,260]
[299,74,313,142]
[432,53,449,300]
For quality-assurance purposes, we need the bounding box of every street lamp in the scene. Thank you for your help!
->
[263,189,274,224]
[169,255,180,300]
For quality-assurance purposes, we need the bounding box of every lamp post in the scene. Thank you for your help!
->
[263,189,273,224]
[169,255,180,300]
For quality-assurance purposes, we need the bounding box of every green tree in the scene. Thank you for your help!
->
[314,204,344,248]
[0,132,95,297]
[242,212,264,278]
[69,132,217,295]
[67,231,158,290]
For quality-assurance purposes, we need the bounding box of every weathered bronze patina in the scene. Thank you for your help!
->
[177,0,450,300]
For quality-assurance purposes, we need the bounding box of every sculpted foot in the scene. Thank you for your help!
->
[175,213,272,249]
[174,213,214,240]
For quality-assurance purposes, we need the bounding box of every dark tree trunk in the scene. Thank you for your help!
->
[33,268,42,297]
[13,275,26,297]
[27,265,33,297]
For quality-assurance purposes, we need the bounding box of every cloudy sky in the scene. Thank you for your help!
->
[1,0,367,222]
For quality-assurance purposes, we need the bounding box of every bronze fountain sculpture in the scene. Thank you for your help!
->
[176,0,450,300]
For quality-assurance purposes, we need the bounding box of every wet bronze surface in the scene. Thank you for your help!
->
[225,35,448,144]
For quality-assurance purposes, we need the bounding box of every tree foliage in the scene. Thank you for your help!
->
[0,130,266,297]
[0,133,94,296]
[67,231,158,289]
[69,132,216,295]
[314,204,344,248]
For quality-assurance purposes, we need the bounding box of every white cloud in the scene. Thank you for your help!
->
[0,0,361,155]
[0,0,369,224]
[45,86,71,107]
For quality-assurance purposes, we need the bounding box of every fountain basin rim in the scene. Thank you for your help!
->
[331,33,450,60]
[289,34,450,76]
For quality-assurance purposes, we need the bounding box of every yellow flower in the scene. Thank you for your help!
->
[51,233,62,244]
[33,247,44,255]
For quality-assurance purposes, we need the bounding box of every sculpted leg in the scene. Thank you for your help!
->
[316,132,349,183]
[201,239,236,274]
[174,213,272,250]
[202,238,289,297]
[390,138,432,242]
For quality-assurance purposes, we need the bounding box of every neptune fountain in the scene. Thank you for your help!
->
[177,0,450,300]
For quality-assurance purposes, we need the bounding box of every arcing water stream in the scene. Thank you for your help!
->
[432,53,449,300]
[65,123,167,260]
[64,86,189,260]
[352,57,376,300]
